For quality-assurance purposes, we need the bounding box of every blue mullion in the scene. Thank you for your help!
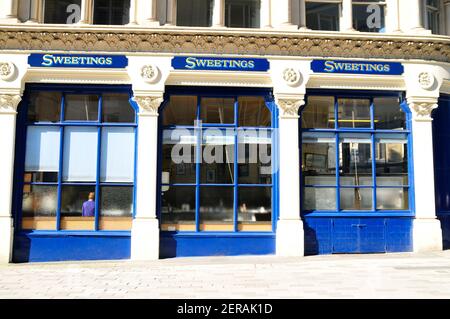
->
[28,122,137,127]
[334,96,341,212]
[235,184,273,187]
[195,95,201,232]
[233,96,238,232]
[272,100,278,232]
[56,93,66,231]
[370,97,377,211]
[24,182,59,186]
[94,94,103,231]
[301,128,411,134]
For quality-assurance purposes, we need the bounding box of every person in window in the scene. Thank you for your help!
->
[82,192,95,217]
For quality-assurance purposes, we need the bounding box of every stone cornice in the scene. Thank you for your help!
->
[0,28,448,63]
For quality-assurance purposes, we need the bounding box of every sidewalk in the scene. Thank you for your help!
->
[1,251,450,298]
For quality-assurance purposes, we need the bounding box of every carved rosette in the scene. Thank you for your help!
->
[141,64,159,84]
[282,68,302,87]
[133,96,163,116]
[276,98,305,118]
[410,102,438,121]
[418,72,435,90]
[0,62,15,81]
[0,94,21,113]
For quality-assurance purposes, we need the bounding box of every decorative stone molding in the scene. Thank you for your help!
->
[282,68,302,87]
[0,94,21,113]
[408,98,438,121]
[133,96,163,116]
[0,29,448,62]
[418,72,435,90]
[141,64,159,83]
[276,97,305,118]
[0,62,15,81]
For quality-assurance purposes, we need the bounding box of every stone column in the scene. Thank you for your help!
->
[275,95,304,257]
[445,0,450,35]
[408,97,443,252]
[340,0,355,31]
[212,0,225,27]
[386,0,401,33]
[0,0,19,23]
[25,0,43,24]
[409,0,428,32]
[0,93,21,263]
[142,0,159,26]
[298,0,308,30]
[131,95,163,261]
[260,0,271,28]
[165,0,177,26]
[78,0,93,24]
[127,0,138,25]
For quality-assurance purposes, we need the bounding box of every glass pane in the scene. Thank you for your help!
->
[306,2,340,31]
[102,93,135,123]
[338,98,371,128]
[100,127,135,182]
[339,134,373,185]
[376,188,409,210]
[64,95,99,121]
[161,186,196,231]
[100,186,133,230]
[376,134,408,185]
[238,129,272,184]
[199,187,234,230]
[374,97,406,130]
[303,187,336,211]
[238,96,271,127]
[201,129,235,184]
[302,132,336,184]
[340,188,373,210]
[60,185,96,230]
[225,0,260,28]
[22,185,57,230]
[162,129,196,184]
[301,96,335,129]
[201,98,234,124]
[63,127,98,182]
[93,0,130,25]
[238,187,272,229]
[44,0,82,24]
[353,3,385,32]
[25,126,60,174]
[28,92,61,122]
[163,96,197,126]
[177,0,213,26]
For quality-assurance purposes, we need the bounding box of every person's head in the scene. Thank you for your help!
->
[88,192,95,200]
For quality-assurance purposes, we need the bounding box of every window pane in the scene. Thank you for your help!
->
[93,0,130,25]
[225,0,260,28]
[102,93,135,123]
[163,96,197,126]
[44,0,82,24]
[22,185,57,230]
[201,98,234,124]
[302,132,336,183]
[28,92,61,122]
[63,127,98,182]
[339,134,373,185]
[238,187,272,231]
[162,129,196,184]
[25,126,60,174]
[161,186,196,231]
[353,3,385,32]
[340,188,373,210]
[375,134,408,185]
[100,186,133,230]
[200,187,234,231]
[302,96,335,129]
[338,98,371,128]
[374,97,406,130]
[177,0,213,26]
[201,129,235,184]
[376,188,409,210]
[100,127,135,182]
[306,2,339,31]
[238,96,271,127]
[304,187,337,211]
[60,185,96,230]
[64,95,99,121]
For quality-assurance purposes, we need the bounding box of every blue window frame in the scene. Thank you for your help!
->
[158,87,278,233]
[300,91,413,217]
[14,84,137,232]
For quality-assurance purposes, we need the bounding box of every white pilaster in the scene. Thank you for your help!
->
[0,0,19,23]
[131,95,163,261]
[127,0,138,25]
[260,0,272,29]
[409,0,430,33]
[165,0,177,26]
[212,0,225,27]
[142,0,159,26]
[298,0,308,30]
[445,1,450,35]
[408,97,443,252]
[278,0,297,29]
[275,95,304,257]
[0,94,21,263]
[25,0,42,24]
[78,0,92,25]
[341,0,355,31]
[386,0,401,33]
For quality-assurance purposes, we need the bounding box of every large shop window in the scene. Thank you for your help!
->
[43,0,82,24]
[177,0,213,27]
[160,91,274,232]
[225,0,260,28]
[352,0,386,32]
[93,0,130,25]
[301,94,411,213]
[306,1,340,31]
[20,88,136,231]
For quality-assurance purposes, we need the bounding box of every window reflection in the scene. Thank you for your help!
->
[177,0,213,27]
[161,186,196,231]
[353,0,385,33]
[338,98,371,128]
[238,96,271,127]
[22,185,57,230]
[375,134,408,185]
[302,96,334,129]
[374,97,406,130]
[306,2,340,31]
[304,187,336,211]
[93,0,130,25]
[163,96,197,126]
[302,132,336,183]
[201,98,234,124]
[64,95,99,121]
[43,0,82,24]
[340,188,373,210]
[238,187,271,231]
[225,0,260,28]
[200,187,234,231]
[102,93,135,123]
[60,185,96,230]
[339,134,372,186]
[28,92,61,123]
[99,186,133,230]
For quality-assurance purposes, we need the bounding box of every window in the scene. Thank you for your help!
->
[306,1,340,31]
[177,0,213,27]
[43,0,82,24]
[301,94,410,213]
[20,87,136,231]
[225,0,260,28]
[426,0,440,34]
[353,0,385,32]
[160,90,273,232]
[93,0,130,25]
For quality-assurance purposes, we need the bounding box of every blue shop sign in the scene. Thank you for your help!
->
[28,54,128,68]
[311,59,404,75]
[172,56,270,72]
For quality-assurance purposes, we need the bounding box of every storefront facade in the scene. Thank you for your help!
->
[0,0,449,263]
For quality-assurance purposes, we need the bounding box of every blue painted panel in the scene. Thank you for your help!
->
[28,54,128,68]
[358,218,386,253]
[310,60,404,75]
[171,56,270,72]
[303,217,333,255]
[13,233,131,263]
[159,234,275,258]
[332,218,360,253]
[385,218,413,252]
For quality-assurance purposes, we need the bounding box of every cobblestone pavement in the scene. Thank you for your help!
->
[1,251,450,298]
